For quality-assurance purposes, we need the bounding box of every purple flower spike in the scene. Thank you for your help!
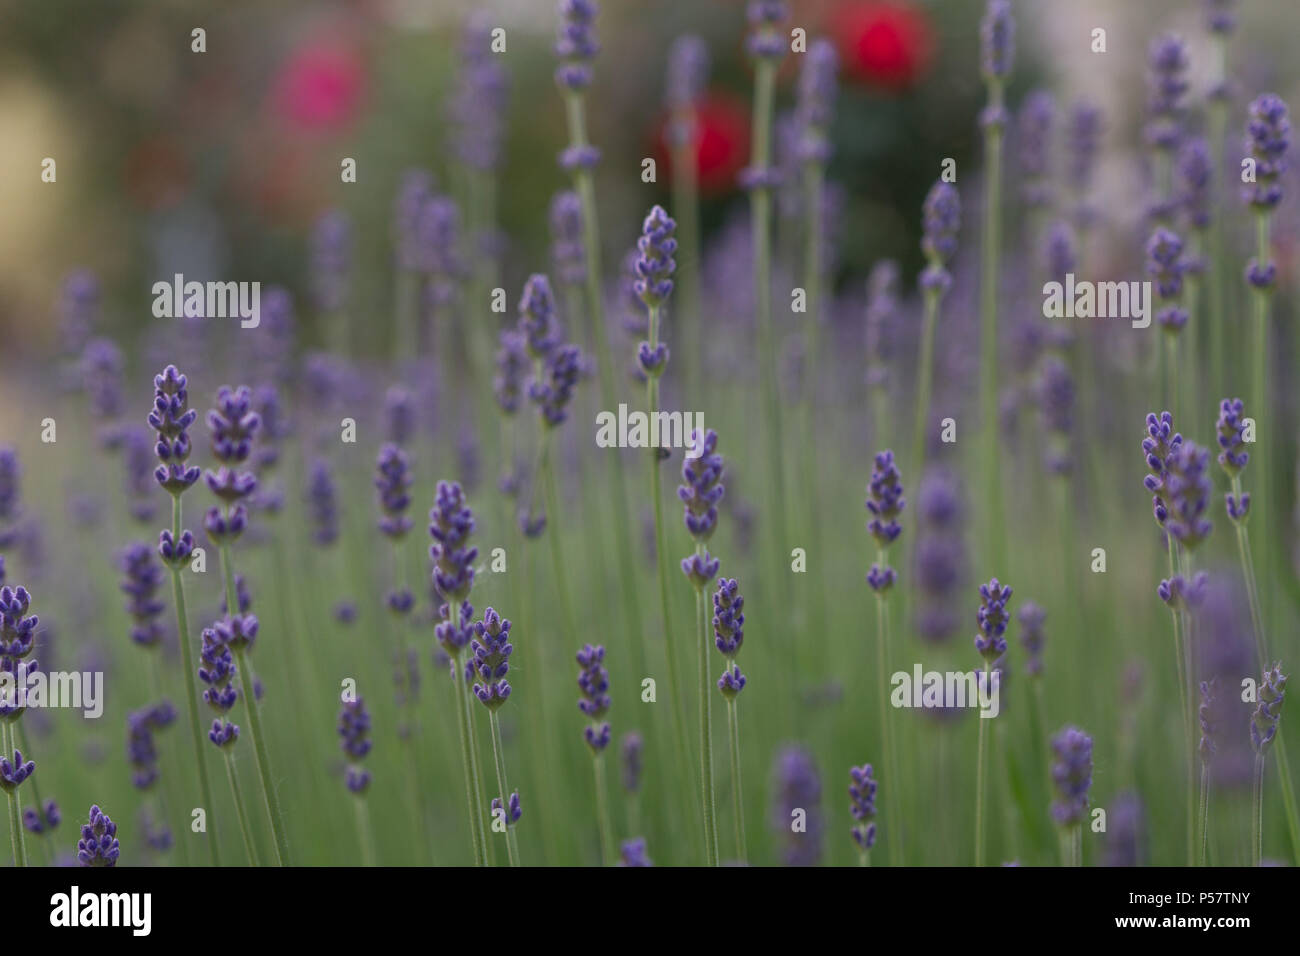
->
[306,459,339,547]
[1050,725,1093,826]
[718,663,747,699]
[23,798,59,836]
[494,330,529,416]
[199,628,239,714]
[451,16,508,175]
[339,696,372,794]
[518,274,559,360]
[865,450,905,548]
[207,386,261,465]
[1038,357,1074,475]
[0,749,35,793]
[1179,137,1212,231]
[975,578,1013,663]
[1157,571,1208,611]
[1199,677,1220,764]
[384,386,415,446]
[919,182,960,295]
[158,528,195,571]
[849,763,878,851]
[1145,34,1189,151]
[1243,94,1289,212]
[866,565,897,595]
[429,480,478,605]
[77,805,120,867]
[796,39,838,165]
[119,542,166,648]
[980,0,1014,81]
[1206,0,1237,35]
[1018,602,1046,676]
[619,837,652,866]
[310,209,351,314]
[772,746,823,866]
[681,549,720,589]
[491,791,522,825]
[530,343,584,427]
[0,584,38,660]
[149,365,201,496]
[1016,91,1054,209]
[1251,662,1287,753]
[555,0,599,91]
[203,503,248,547]
[208,719,239,750]
[375,444,414,540]
[1146,227,1189,335]
[712,578,745,657]
[635,205,677,310]
[577,643,611,752]
[1142,410,1183,529]
[1164,441,1213,551]
[679,430,724,541]
[1216,396,1251,478]
[470,607,514,711]
[746,2,788,60]
[550,191,587,287]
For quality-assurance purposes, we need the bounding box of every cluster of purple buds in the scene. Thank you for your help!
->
[634,204,676,371]
[384,386,415,448]
[714,578,747,699]
[470,608,513,710]
[1250,662,1288,753]
[58,269,99,357]
[1018,602,1045,677]
[122,428,159,523]
[550,191,587,287]
[619,837,652,866]
[1068,102,1102,218]
[199,628,239,715]
[375,444,414,542]
[493,330,529,416]
[81,338,125,445]
[1199,677,1219,763]
[1243,94,1289,213]
[339,696,372,793]
[577,643,611,753]
[1145,228,1189,335]
[77,805,120,866]
[450,16,507,175]
[1145,35,1189,152]
[1016,91,1054,209]
[0,747,34,794]
[530,343,584,428]
[157,528,195,573]
[429,481,478,603]
[919,182,960,296]
[310,209,352,314]
[393,169,435,272]
[204,386,260,546]
[772,745,823,866]
[621,731,643,793]
[126,702,176,787]
[849,763,877,851]
[119,542,166,648]
[518,274,559,360]
[666,34,708,149]
[915,469,966,642]
[679,430,724,542]
[0,584,37,675]
[796,40,838,166]
[980,0,1014,82]
[865,260,898,390]
[1142,410,1182,530]
[435,600,475,658]
[306,459,339,547]
[23,798,60,836]
[746,1,787,60]
[149,365,201,496]
[1157,571,1208,612]
[492,791,522,827]
[975,578,1013,663]
[1216,398,1251,522]
[1178,137,1212,233]
[1050,725,1093,826]
[555,0,599,93]
[1037,357,1075,475]
[1164,441,1213,551]
[866,450,905,594]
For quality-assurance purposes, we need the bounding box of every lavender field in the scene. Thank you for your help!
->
[1,0,1298,869]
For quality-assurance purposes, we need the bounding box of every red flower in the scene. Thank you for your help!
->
[655,92,751,196]
[272,41,366,133]
[830,1,934,92]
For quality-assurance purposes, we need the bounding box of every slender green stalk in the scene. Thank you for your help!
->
[353,794,377,868]
[859,848,871,867]
[560,88,649,670]
[1167,537,1194,866]
[1198,764,1210,867]
[223,752,260,866]
[725,697,747,864]
[975,663,989,867]
[980,83,1008,578]
[488,710,520,867]
[450,646,486,866]
[1208,35,1229,403]
[3,722,26,867]
[539,433,578,643]
[592,750,614,866]
[671,113,703,404]
[913,288,940,479]
[749,54,790,567]
[1250,212,1273,620]
[1253,753,1265,867]
[695,577,719,866]
[874,576,900,865]
[168,494,220,866]
[220,540,290,866]
[13,721,52,865]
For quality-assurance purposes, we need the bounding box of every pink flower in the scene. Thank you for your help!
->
[273,42,366,133]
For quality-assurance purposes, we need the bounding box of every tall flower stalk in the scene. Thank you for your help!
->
[554,0,647,664]
[149,365,220,866]
[577,643,614,865]
[0,583,37,867]
[978,0,1013,578]
[1197,678,1218,866]
[974,577,1012,865]
[679,429,724,866]
[198,626,256,864]
[914,182,960,479]
[338,696,374,866]
[742,1,791,566]
[471,607,521,866]
[205,385,291,865]
[713,578,748,862]
[866,450,904,864]
[430,480,489,866]
[849,764,877,867]
[1251,663,1288,866]
[1050,725,1093,867]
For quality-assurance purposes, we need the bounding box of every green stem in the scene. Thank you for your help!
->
[695,580,719,866]
[220,537,290,866]
[726,696,748,864]
[913,288,940,479]
[353,794,377,867]
[980,84,1007,579]
[1253,753,1265,867]
[451,648,486,866]
[875,579,901,865]
[169,494,220,866]
[592,751,614,866]
[488,710,520,867]
[975,663,989,867]
[223,751,261,866]
[1199,763,1210,867]
[1250,211,1273,623]
[1167,537,1194,867]
[4,722,25,867]
[539,432,579,643]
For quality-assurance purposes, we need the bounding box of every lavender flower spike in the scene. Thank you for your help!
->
[76,805,120,867]
[375,444,414,540]
[149,365,201,496]
[1142,410,1183,529]
[517,274,559,360]
[1050,725,1094,826]
[470,608,513,711]
[1251,662,1287,753]
[550,191,587,287]
[849,763,878,853]
[796,40,838,166]
[1018,602,1046,676]
[577,643,611,752]
[1145,35,1189,151]
[980,1,1014,82]
[746,2,788,61]
[555,0,600,93]
[530,343,584,428]
[1164,441,1213,551]
[920,182,960,296]
[429,481,477,604]
[338,697,372,794]
[866,450,905,547]
[619,837,652,867]
[1217,398,1252,522]
[118,542,166,648]
[1199,677,1220,763]
[975,578,1013,663]
[679,429,724,541]
[1243,94,1289,213]
[1146,227,1189,335]
[772,746,823,866]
